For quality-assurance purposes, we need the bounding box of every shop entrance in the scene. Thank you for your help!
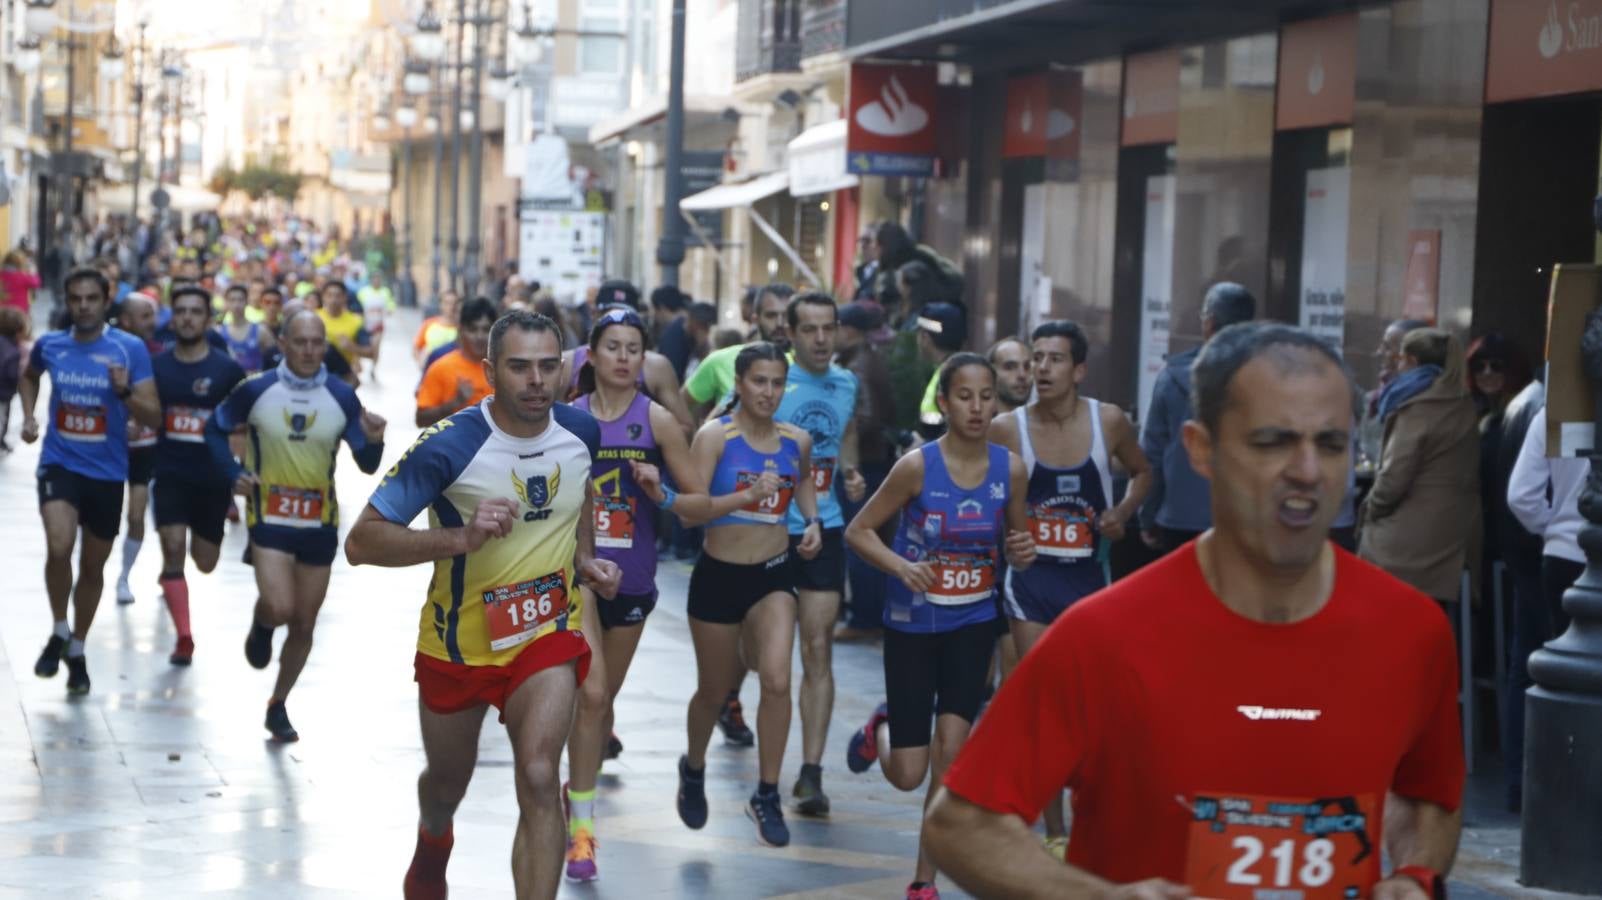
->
[1472,94,1602,361]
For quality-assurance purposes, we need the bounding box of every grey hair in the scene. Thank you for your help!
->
[1191,322,1361,433]
[1202,282,1256,331]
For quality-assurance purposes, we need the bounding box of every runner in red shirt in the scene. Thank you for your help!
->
[926,322,1464,900]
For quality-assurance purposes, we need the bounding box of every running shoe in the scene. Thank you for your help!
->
[746,789,790,847]
[170,636,194,667]
[846,702,889,774]
[792,763,830,817]
[564,827,599,883]
[676,755,707,829]
[115,576,135,606]
[906,882,941,900]
[718,694,755,747]
[605,731,624,760]
[34,634,66,678]
[244,618,274,670]
[65,654,90,696]
[265,700,299,742]
[1045,836,1068,861]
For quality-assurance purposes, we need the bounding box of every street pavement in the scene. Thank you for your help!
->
[0,309,1580,898]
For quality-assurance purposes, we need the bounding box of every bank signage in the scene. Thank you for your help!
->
[847,63,939,177]
[1122,49,1180,147]
[1486,0,1602,102]
[1276,13,1358,130]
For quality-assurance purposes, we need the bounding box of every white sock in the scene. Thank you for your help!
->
[120,538,142,582]
[66,637,84,657]
[53,620,70,639]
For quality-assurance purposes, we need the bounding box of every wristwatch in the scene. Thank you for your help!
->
[804,516,823,528]
[1394,866,1446,900]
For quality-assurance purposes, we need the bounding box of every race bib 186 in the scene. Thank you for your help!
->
[1184,792,1377,900]
[482,570,570,652]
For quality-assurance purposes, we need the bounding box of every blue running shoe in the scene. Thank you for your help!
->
[676,755,707,829]
[747,789,790,847]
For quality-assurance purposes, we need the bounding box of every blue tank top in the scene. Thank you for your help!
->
[221,322,265,373]
[573,391,661,596]
[884,441,1010,634]
[706,415,803,530]
[1007,401,1113,599]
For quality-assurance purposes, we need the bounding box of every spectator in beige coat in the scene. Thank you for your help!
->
[1359,328,1481,603]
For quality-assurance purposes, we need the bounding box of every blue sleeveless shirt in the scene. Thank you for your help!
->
[884,441,1010,634]
[707,415,804,530]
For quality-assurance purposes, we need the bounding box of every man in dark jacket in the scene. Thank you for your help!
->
[1138,282,1256,551]
[1497,376,1545,812]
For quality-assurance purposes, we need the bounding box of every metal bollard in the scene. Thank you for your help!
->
[1520,302,1602,892]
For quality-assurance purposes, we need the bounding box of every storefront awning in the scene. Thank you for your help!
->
[787,118,858,197]
[96,183,222,214]
[679,170,790,212]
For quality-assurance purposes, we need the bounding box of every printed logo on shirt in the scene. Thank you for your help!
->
[1057,474,1081,494]
[956,498,984,520]
[989,482,1005,501]
[192,377,213,396]
[921,512,944,542]
[1237,705,1322,722]
[513,464,562,522]
[627,423,643,441]
[283,408,317,441]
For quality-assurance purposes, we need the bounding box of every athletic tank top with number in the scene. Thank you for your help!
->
[883,441,1009,635]
[706,415,803,530]
[1010,400,1113,599]
[573,391,661,596]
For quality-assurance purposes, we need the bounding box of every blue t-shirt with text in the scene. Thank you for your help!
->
[29,327,154,482]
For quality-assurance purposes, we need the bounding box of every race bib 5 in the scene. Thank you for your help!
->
[594,495,637,549]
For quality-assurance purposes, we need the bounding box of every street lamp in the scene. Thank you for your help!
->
[394,105,418,129]
[486,62,512,102]
[372,112,391,132]
[411,2,446,62]
[512,3,554,66]
[98,35,125,82]
[14,38,42,74]
[23,0,57,38]
[402,60,432,96]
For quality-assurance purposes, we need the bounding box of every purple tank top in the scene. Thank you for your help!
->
[567,346,647,401]
[574,390,662,597]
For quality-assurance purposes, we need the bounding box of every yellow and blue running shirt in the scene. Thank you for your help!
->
[368,399,601,668]
[206,362,383,529]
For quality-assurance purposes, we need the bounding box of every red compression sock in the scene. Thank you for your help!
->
[160,574,191,637]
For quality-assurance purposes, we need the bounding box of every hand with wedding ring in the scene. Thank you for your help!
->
[464,497,520,553]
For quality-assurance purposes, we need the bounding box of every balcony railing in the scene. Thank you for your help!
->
[736,0,802,82]
[801,0,846,60]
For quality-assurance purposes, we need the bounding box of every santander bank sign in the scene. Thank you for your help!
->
[1487,0,1602,102]
[847,63,939,177]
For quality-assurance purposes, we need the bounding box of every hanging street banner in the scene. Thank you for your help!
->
[1138,174,1176,422]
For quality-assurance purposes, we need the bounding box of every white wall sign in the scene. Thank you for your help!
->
[1298,166,1351,351]
[1137,174,1176,423]
[519,210,606,303]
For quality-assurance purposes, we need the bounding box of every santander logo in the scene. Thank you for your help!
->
[1540,0,1564,58]
[855,74,929,137]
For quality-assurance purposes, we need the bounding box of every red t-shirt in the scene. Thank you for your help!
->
[943,543,1464,895]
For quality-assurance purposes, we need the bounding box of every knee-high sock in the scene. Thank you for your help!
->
[160,574,191,637]
[120,538,142,583]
